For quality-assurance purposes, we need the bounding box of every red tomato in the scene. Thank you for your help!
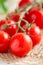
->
[4,24,18,37]
[10,14,20,22]
[0,20,18,37]
[0,19,14,26]
[26,24,42,47]
[0,20,5,26]
[20,20,26,27]
[24,10,43,29]
[0,31,10,52]
[10,33,32,57]
[19,0,34,7]
[7,12,20,22]
[20,6,38,27]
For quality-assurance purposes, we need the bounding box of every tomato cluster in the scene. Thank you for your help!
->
[0,0,42,57]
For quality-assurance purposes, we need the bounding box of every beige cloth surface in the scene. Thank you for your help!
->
[0,31,43,65]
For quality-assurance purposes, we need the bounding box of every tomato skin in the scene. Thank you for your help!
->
[10,33,32,57]
[0,19,14,26]
[4,24,18,37]
[20,6,38,27]
[8,12,20,22]
[0,31,10,53]
[10,14,20,22]
[0,20,18,37]
[26,24,42,47]
[0,20,5,26]
[19,0,34,7]
[24,10,43,29]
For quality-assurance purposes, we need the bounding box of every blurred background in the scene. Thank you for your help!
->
[0,0,20,19]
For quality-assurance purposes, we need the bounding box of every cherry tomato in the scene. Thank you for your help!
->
[4,24,18,37]
[10,14,20,22]
[20,6,38,27]
[0,19,14,26]
[26,24,42,47]
[0,31,10,52]
[10,33,32,57]
[19,0,34,7]
[0,20,5,26]
[20,20,26,27]
[0,20,18,37]
[7,12,20,22]
[24,10,43,29]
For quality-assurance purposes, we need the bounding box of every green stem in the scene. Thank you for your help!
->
[17,5,32,31]
[2,22,18,30]
[18,19,25,32]
[22,19,31,29]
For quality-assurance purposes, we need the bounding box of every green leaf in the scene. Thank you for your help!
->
[0,0,8,13]
[0,0,6,4]
[1,3,8,13]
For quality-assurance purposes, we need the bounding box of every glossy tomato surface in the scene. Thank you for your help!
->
[0,31,10,52]
[25,10,43,29]
[10,33,32,57]
[7,12,20,22]
[0,20,18,37]
[26,24,42,47]
[4,24,18,37]
[19,0,34,7]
